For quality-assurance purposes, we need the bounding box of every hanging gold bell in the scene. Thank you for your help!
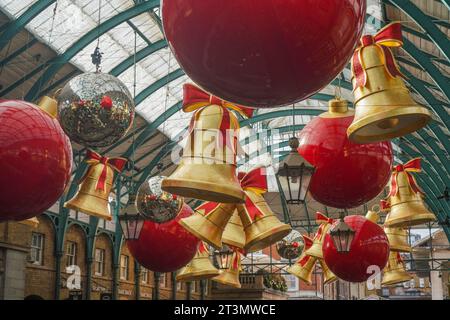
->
[305,212,334,259]
[383,159,436,228]
[319,259,337,285]
[19,217,40,229]
[287,235,317,285]
[177,242,219,282]
[162,84,246,203]
[347,23,431,143]
[382,251,412,286]
[238,189,291,253]
[212,251,242,289]
[222,209,246,250]
[65,150,127,221]
[179,202,236,250]
[37,95,58,118]
[384,227,411,252]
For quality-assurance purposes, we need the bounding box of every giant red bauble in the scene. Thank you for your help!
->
[127,204,200,273]
[162,0,366,107]
[298,110,393,208]
[0,100,73,222]
[323,215,390,283]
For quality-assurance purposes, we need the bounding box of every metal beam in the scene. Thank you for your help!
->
[0,38,38,68]
[0,0,56,52]
[384,0,450,61]
[25,0,160,102]
[109,39,167,77]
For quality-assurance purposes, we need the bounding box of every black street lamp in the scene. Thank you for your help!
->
[118,194,144,240]
[213,246,234,270]
[329,212,355,253]
[276,136,315,204]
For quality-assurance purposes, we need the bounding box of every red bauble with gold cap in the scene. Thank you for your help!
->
[297,99,393,208]
[322,215,390,283]
[162,0,366,107]
[127,204,200,273]
[0,99,72,222]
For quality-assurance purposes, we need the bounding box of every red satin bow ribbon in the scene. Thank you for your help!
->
[231,250,241,270]
[195,201,221,218]
[388,158,423,197]
[396,252,403,264]
[198,242,209,254]
[297,235,314,266]
[239,167,269,222]
[84,150,127,192]
[313,212,334,241]
[380,199,390,211]
[352,22,404,89]
[183,84,251,156]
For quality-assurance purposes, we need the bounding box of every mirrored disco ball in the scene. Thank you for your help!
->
[276,230,303,260]
[136,176,184,224]
[57,72,135,147]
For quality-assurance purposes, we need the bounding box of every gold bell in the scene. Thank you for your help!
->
[19,217,40,229]
[287,236,317,285]
[213,251,242,289]
[222,210,246,250]
[305,212,334,259]
[177,242,219,282]
[237,190,291,253]
[347,23,431,143]
[162,99,245,203]
[384,227,411,252]
[382,251,412,286]
[319,259,337,285]
[383,159,436,228]
[65,150,127,221]
[37,95,58,118]
[179,202,236,250]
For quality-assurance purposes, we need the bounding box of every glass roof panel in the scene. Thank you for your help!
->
[0,0,37,18]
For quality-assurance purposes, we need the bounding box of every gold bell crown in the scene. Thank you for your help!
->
[305,212,334,259]
[383,158,436,228]
[347,22,431,143]
[287,235,317,285]
[162,84,250,203]
[65,150,127,221]
[176,242,219,282]
[382,251,412,286]
[212,250,242,289]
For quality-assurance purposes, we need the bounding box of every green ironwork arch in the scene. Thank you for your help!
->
[0,0,56,51]
[383,0,450,62]
[25,0,160,102]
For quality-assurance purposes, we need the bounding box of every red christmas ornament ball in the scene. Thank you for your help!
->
[298,109,393,208]
[323,215,390,283]
[127,204,200,273]
[0,100,73,222]
[162,0,366,107]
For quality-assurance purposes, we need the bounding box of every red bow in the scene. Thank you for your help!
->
[297,235,314,267]
[231,250,241,270]
[388,158,423,197]
[83,150,127,192]
[198,242,209,254]
[352,22,404,89]
[380,200,390,211]
[396,252,403,264]
[313,212,334,242]
[238,167,269,223]
[183,84,254,156]
[195,201,221,218]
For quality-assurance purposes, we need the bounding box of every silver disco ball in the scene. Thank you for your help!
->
[276,230,303,260]
[57,72,135,147]
[136,176,184,224]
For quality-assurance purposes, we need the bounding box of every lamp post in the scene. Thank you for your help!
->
[276,137,315,205]
[329,212,355,253]
[118,193,144,240]
[213,246,234,270]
